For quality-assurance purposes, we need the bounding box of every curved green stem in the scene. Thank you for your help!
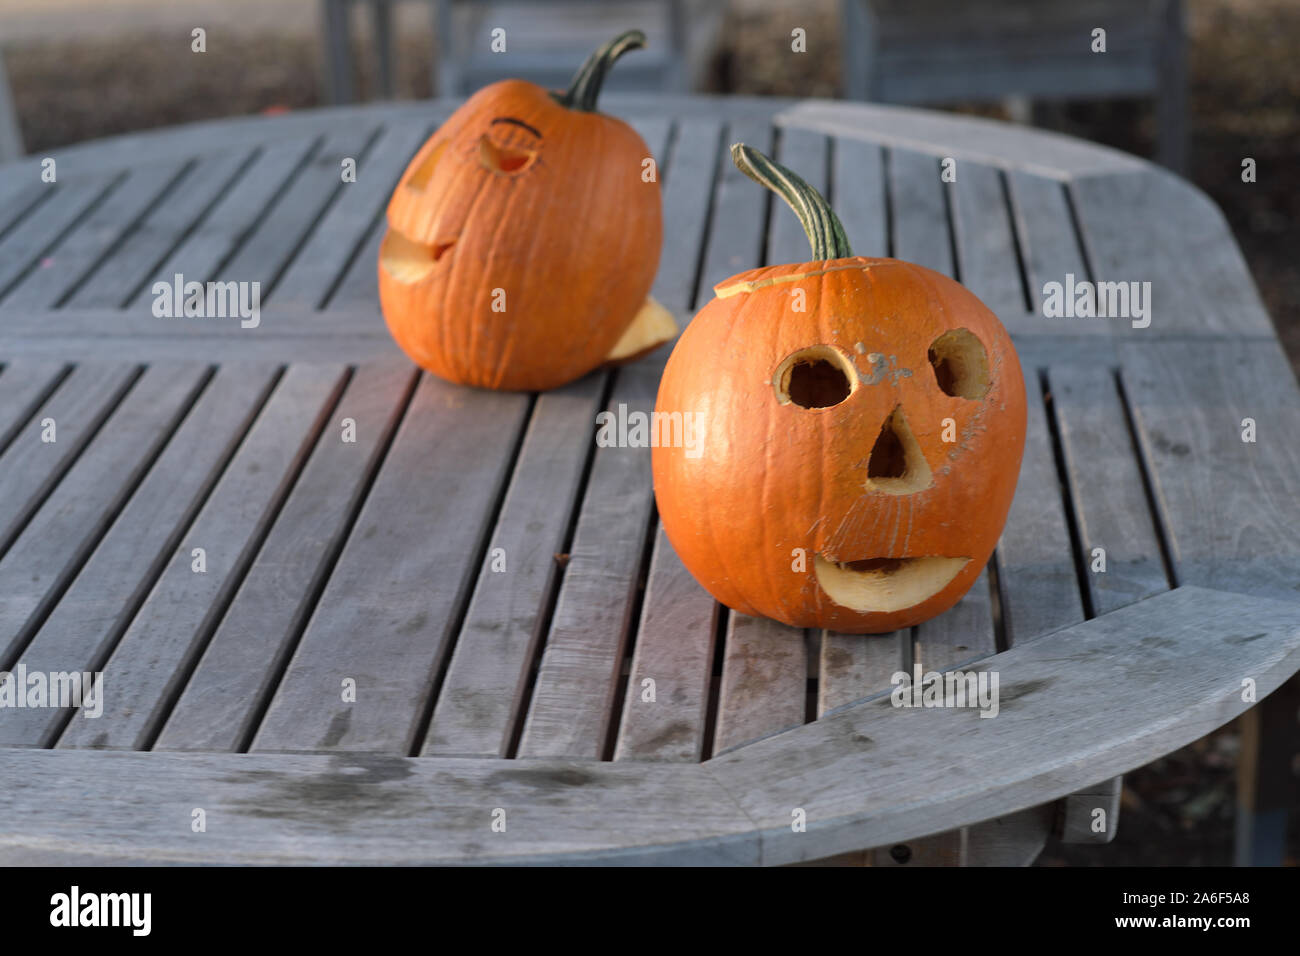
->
[555,30,646,112]
[730,142,853,260]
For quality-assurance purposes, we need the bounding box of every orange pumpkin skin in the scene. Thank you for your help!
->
[378,78,662,391]
[652,257,1027,634]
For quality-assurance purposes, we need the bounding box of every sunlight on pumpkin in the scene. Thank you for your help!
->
[380,230,455,283]
[406,140,447,191]
[865,406,932,494]
[814,554,969,613]
[603,297,677,364]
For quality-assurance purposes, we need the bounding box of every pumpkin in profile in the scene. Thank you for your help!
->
[378,30,674,391]
[652,144,1027,634]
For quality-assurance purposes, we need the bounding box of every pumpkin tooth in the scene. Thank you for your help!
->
[814,554,969,613]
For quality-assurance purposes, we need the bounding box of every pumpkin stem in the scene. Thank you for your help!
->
[556,30,646,112]
[730,142,853,261]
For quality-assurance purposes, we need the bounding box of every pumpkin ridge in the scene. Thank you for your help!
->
[442,160,497,384]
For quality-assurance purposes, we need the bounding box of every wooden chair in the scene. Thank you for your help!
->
[840,0,1188,172]
[319,0,720,102]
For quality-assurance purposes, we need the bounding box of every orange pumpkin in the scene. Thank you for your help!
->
[652,144,1027,633]
[378,30,674,391]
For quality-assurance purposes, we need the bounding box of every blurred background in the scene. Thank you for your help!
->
[1,0,1296,865]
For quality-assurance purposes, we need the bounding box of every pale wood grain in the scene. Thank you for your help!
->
[0,363,278,747]
[55,364,349,750]
[155,361,417,752]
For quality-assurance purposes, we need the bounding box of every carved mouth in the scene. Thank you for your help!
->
[814,554,969,613]
[380,230,457,283]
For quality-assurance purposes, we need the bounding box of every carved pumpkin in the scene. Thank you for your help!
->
[378,30,674,391]
[652,144,1027,633]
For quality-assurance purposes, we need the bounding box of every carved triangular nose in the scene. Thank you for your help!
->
[866,406,932,495]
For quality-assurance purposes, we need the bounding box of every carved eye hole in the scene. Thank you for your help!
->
[478,135,537,174]
[773,346,857,409]
[928,329,990,399]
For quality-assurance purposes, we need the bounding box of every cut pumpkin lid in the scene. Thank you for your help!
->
[713,257,907,299]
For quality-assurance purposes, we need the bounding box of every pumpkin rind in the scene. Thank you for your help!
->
[653,256,1026,632]
[653,144,1026,634]
[378,38,664,391]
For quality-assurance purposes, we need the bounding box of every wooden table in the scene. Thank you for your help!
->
[0,95,1297,865]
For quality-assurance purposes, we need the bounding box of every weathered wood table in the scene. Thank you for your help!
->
[0,95,1297,865]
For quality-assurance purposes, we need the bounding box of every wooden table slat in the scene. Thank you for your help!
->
[155,360,418,752]
[995,364,1087,646]
[0,360,68,453]
[67,150,255,310]
[1,160,190,311]
[271,121,438,309]
[116,140,316,312]
[914,565,998,672]
[0,179,47,239]
[1072,170,1276,337]
[651,118,721,319]
[0,174,119,299]
[949,160,1029,326]
[1006,169,1087,311]
[218,127,381,300]
[712,615,811,755]
[421,374,606,758]
[249,374,530,754]
[55,363,350,750]
[1120,339,1300,601]
[708,585,1300,865]
[829,138,887,259]
[818,629,907,716]
[1048,363,1171,615]
[695,119,772,302]
[0,362,209,667]
[887,147,952,275]
[516,363,659,759]
[0,362,139,558]
[0,362,280,747]
[613,525,719,762]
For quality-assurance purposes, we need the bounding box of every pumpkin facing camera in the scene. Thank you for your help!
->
[378,30,674,391]
[652,144,1027,633]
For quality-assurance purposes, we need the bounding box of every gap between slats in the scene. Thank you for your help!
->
[0,172,128,303]
[36,367,286,748]
[115,145,270,307]
[47,161,198,310]
[229,367,421,753]
[317,119,444,311]
[0,365,217,675]
[258,126,386,302]
[0,364,143,564]
[134,367,356,750]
